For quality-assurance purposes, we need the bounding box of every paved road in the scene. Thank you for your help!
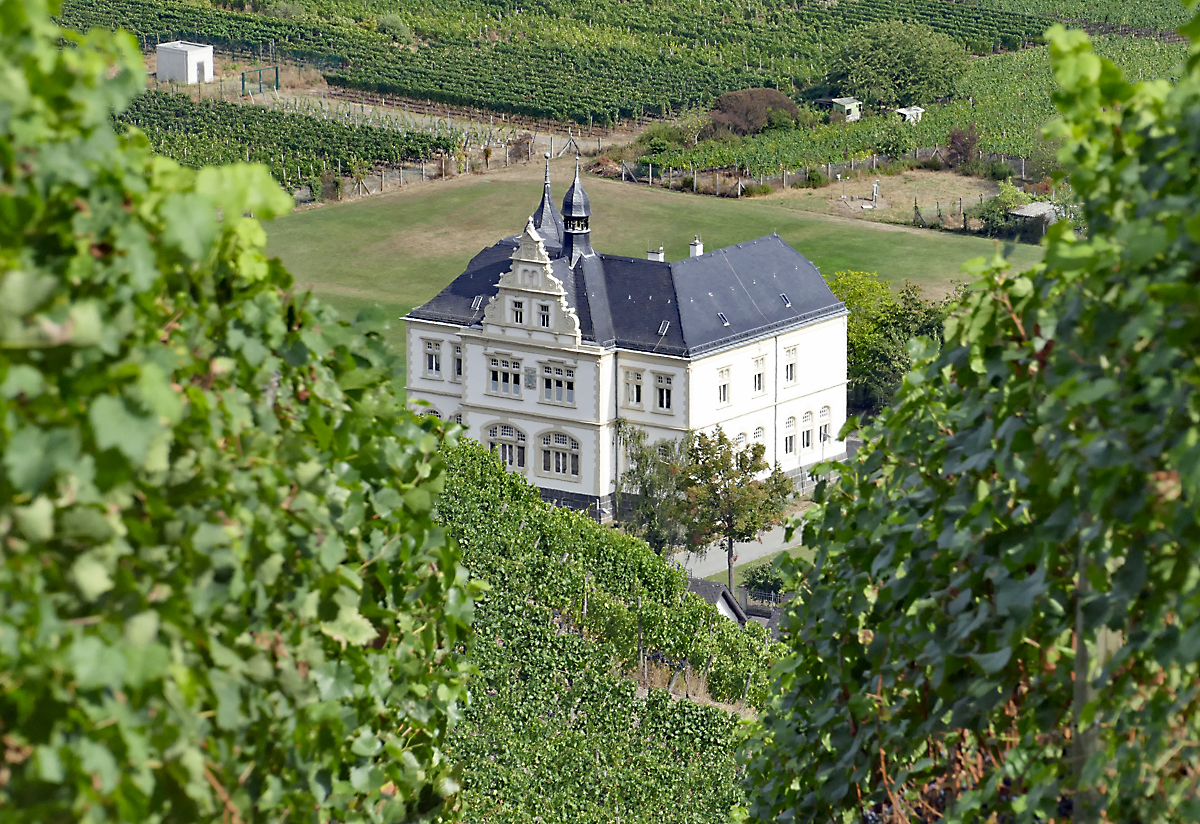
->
[671,522,808,580]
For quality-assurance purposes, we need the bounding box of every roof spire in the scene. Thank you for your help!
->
[530,151,564,248]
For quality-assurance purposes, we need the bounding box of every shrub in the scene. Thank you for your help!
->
[707,88,800,136]
[921,156,945,171]
[946,121,980,167]
[377,12,413,42]
[0,2,477,821]
[743,182,774,196]
[743,562,785,594]
[799,168,827,188]
[263,0,304,18]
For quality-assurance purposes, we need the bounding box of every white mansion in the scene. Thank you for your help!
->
[405,162,848,520]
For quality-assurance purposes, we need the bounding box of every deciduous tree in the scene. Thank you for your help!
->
[828,21,968,107]
[679,429,791,592]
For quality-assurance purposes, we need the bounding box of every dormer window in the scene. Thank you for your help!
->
[718,312,730,327]
[511,300,524,325]
[780,293,791,308]
[658,320,670,336]
[471,295,484,311]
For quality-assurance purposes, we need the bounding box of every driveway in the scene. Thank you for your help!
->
[670,521,809,579]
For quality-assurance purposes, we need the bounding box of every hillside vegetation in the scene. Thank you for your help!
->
[437,441,775,822]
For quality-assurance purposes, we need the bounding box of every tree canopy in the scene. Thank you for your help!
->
[825,271,955,413]
[827,21,968,107]
[0,0,477,820]
[748,20,1200,824]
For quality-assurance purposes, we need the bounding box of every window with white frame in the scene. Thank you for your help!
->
[735,432,748,446]
[543,365,575,406]
[624,370,643,407]
[487,424,526,469]
[489,357,523,397]
[656,374,673,411]
[802,411,813,449]
[819,406,832,443]
[753,357,765,394]
[784,416,796,454]
[511,300,524,325]
[784,346,797,384]
[717,368,730,405]
[423,340,441,377]
[454,413,463,424]
[453,345,463,381]
[753,426,764,440]
[541,432,580,478]
[539,303,552,328]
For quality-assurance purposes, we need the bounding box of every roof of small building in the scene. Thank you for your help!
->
[686,579,748,625]
[157,40,213,52]
[896,106,926,115]
[1009,201,1057,219]
[407,174,846,357]
[831,97,861,106]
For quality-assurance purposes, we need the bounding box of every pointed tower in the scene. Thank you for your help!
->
[530,156,564,248]
[561,157,593,265]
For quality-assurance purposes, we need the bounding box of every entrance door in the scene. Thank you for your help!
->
[196,61,206,84]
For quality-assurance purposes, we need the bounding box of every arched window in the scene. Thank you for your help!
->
[784,418,796,455]
[735,432,748,446]
[753,427,765,440]
[785,417,796,430]
[802,412,813,424]
[801,412,814,450]
[819,406,832,443]
[820,406,830,420]
[425,409,441,419]
[487,423,526,469]
[539,431,580,478]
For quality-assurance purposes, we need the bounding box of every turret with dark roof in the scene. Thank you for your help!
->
[561,158,593,264]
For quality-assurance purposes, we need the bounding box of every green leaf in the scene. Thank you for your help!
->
[321,606,378,647]
[14,496,54,542]
[71,552,114,601]
[88,394,163,466]
[969,648,1011,674]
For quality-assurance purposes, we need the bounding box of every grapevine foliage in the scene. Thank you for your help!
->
[60,0,1048,124]
[747,18,1200,824]
[115,91,455,185]
[0,3,478,822]
[437,442,781,822]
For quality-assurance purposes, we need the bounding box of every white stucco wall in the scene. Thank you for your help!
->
[156,42,214,85]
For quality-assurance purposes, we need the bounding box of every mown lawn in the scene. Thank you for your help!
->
[264,161,1045,383]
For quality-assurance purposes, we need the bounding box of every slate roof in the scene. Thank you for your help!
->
[406,178,846,356]
[686,578,748,625]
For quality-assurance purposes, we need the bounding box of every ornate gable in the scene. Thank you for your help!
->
[484,218,582,344]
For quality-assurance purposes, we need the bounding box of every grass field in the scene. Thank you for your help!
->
[264,159,1045,381]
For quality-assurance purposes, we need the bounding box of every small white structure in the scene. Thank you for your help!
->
[156,41,214,85]
[1009,201,1059,235]
[896,106,925,123]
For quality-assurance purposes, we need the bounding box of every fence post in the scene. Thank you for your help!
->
[637,596,644,684]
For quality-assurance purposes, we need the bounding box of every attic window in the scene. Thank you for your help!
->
[471,295,483,311]
[717,312,730,327]
[781,293,791,308]
[658,321,670,336]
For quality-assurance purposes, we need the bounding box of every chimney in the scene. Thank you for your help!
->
[689,235,704,257]
[647,245,664,262]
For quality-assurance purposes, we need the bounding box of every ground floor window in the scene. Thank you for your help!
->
[488,424,526,468]
[541,432,580,478]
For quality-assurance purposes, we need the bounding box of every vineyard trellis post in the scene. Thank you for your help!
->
[637,596,644,684]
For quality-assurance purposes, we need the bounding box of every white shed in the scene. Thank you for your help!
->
[156,41,214,85]
[896,106,925,123]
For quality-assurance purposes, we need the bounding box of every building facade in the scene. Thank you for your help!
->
[404,162,848,520]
